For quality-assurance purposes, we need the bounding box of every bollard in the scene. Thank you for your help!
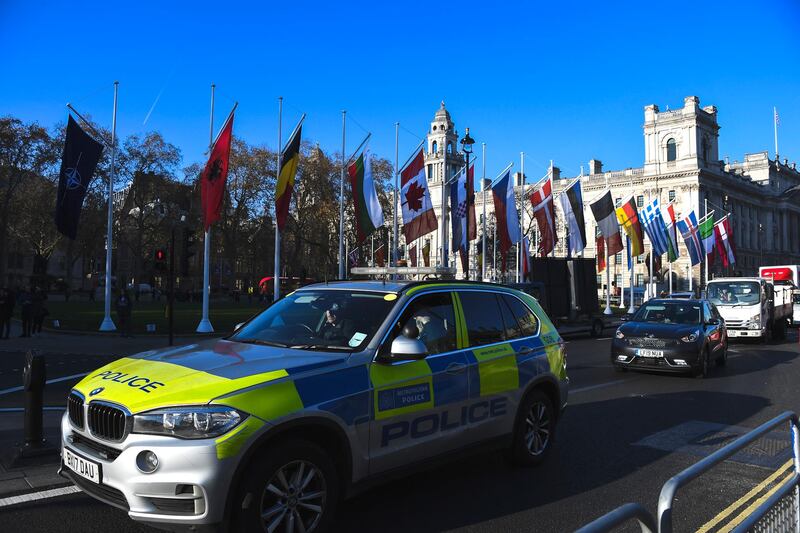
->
[22,349,46,449]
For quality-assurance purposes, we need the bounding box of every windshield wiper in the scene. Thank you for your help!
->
[235,339,291,348]
[289,344,353,351]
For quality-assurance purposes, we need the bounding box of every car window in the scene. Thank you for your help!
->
[385,292,456,356]
[497,295,522,340]
[502,293,539,337]
[459,291,505,347]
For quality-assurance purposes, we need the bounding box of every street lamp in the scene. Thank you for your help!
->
[461,128,475,279]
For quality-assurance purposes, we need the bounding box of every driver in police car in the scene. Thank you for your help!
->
[320,302,355,344]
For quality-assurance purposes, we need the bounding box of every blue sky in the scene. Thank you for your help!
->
[1,0,798,180]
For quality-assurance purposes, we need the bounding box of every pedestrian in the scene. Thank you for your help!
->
[30,287,46,336]
[2,287,15,339]
[115,289,133,337]
[18,287,32,337]
[0,289,10,340]
[32,288,48,335]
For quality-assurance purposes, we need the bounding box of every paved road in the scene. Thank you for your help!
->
[1,333,798,532]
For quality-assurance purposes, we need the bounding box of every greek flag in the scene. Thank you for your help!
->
[640,199,669,257]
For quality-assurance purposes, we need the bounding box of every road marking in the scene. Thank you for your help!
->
[0,485,81,508]
[0,407,66,412]
[718,469,795,533]
[697,458,792,533]
[571,379,628,394]
[0,372,88,396]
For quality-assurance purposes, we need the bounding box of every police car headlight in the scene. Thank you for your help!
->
[132,406,245,439]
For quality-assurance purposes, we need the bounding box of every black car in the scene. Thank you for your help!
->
[611,299,727,378]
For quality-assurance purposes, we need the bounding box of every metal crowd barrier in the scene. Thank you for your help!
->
[575,503,656,533]
[576,411,800,533]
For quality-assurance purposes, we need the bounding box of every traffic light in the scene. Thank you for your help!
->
[155,248,167,271]
[180,229,197,276]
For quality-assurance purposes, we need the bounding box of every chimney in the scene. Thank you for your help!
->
[551,166,561,180]
[589,159,603,175]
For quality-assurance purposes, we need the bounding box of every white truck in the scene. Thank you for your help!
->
[706,277,794,341]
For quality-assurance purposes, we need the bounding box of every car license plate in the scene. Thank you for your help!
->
[636,349,664,358]
[63,447,101,484]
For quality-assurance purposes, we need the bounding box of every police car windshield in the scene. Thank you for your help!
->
[230,290,395,352]
[632,302,702,325]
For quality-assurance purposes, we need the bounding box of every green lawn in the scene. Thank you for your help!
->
[44,299,267,335]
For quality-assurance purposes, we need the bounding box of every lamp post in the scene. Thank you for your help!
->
[460,128,475,279]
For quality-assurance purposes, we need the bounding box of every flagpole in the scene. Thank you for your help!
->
[393,122,399,271]
[704,198,709,289]
[481,142,487,281]
[441,142,448,269]
[196,85,215,332]
[628,236,635,314]
[774,106,779,161]
[339,111,346,279]
[272,97,283,303]
[99,81,119,332]
[516,153,524,283]
[604,172,612,315]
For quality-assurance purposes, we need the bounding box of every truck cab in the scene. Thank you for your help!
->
[706,277,793,340]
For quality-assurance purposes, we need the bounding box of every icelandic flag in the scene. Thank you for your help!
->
[677,210,703,266]
[491,169,521,265]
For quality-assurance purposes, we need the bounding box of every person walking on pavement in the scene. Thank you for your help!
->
[32,287,48,336]
[18,287,32,337]
[0,288,10,339]
[115,289,133,337]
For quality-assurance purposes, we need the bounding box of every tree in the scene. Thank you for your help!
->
[0,117,53,284]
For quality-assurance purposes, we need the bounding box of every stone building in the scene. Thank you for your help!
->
[417,97,800,290]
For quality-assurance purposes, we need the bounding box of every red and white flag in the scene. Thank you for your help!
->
[530,177,557,256]
[714,217,736,267]
[400,148,438,243]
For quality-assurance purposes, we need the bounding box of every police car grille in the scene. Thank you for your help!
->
[67,393,84,429]
[628,337,668,348]
[88,403,127,441]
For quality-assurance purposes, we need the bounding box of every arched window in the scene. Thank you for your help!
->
[666,138,677,162]
[431,141,438,154]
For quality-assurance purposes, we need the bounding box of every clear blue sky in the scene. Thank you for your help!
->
[1,0,798,180]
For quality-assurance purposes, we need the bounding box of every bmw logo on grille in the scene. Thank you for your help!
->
[89,387,104,396]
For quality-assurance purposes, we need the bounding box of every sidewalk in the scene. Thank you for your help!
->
[0,321,221,356]
[0,411,66,500]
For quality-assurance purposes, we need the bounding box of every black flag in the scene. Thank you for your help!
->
[55,116,103,239]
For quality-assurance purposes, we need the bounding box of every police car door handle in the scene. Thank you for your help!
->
[445,362,466,374]
[517,346,534,355]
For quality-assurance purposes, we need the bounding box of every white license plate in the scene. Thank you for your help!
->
[636,349,664,358]
[63,447,101,484]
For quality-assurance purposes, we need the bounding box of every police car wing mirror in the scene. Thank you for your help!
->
[389,324,427,361]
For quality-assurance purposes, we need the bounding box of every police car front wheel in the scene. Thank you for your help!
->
[509,389,555,466]
[236,439,339,533]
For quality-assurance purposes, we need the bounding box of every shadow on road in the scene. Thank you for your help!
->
[336,390,772,532]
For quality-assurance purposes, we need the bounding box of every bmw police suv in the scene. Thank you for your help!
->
[61,281,569,532]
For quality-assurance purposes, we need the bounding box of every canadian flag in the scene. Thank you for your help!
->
[400,148,438,243]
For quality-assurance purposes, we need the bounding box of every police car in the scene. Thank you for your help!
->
[60,280,568,532]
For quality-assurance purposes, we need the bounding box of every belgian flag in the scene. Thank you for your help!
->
[275,122,302,231]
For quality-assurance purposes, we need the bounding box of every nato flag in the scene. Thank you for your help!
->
[55,116,103,239]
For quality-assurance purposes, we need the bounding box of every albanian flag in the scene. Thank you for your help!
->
[201,111,235,231]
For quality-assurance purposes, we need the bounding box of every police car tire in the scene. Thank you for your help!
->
[235,439,340,533]
[509,389,555,467]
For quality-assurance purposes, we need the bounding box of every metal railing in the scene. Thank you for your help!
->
[657,411,799,533]
[575,411,800,533]
[575,503,656,533]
